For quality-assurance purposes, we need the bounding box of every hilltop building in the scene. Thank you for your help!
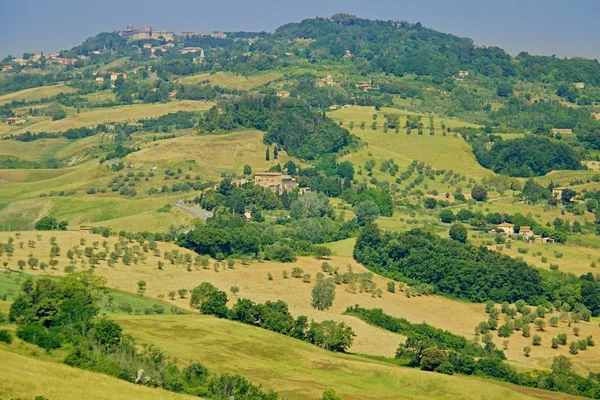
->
[1,65,13,72]
[575,82,585,89]
[180,47,204,57]
[276,90,290,98]
[119,25,174,41]
[254,172,297,193]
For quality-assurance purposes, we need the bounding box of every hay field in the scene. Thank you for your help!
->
[0,84,76,105]
[10,100,213,134]
[114,314,573,400]
[127,130,303,180]
[176,71,283,90]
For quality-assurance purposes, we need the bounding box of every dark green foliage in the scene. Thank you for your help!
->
[354,226,543,303]
[449,223,467,244]
[228,298,354,352]
[341,187,394,217]
[189,282,229,318]
[196,96,354,160]
[0,329,13,344]
[473,136,583,177]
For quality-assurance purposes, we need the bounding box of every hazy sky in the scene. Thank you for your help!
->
[0,0,598,59]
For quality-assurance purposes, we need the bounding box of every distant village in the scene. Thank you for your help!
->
[0,24,232,72]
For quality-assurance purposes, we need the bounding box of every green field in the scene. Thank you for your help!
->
[114,313,572,400]
[176,71,283,90]
[0,84,76,105]
[0,348,192,400]
[329,106,493,180]
[9,100,213,134]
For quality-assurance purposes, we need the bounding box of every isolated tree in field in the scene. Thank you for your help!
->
[265,148,270,161]
[313,246,332,260]
[387,281,395,293]
[230,286,240,296]
[243,164,252,175]
[189,282,228,317]
[523,346,531,357]
[27,257,38,270]
[569,341,579,355]
[137,280,147,296]
[177,288,188,299]
[273,145,278,159]
[311,278,336,311]
[168,291,176,300]
[17,260,25,270]
[470,186,488,202]
[534,318,546,331]
[449,223,468,243]
[354,200,380,226]
[532,334,542,346]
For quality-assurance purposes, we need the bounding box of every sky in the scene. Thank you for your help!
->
[0,0,598,59]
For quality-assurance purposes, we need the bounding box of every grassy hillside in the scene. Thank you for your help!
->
[0,348,192,400]
[127,129,303,180]
[329,106,491,180]
[176,71,283,90]
[8,100,213,135]
[0,84,76,105]
[114,314,574,400]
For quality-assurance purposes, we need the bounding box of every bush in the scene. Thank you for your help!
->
[17,323,61,351]
[420,347,448,371]
[471,186,488,202]
[436,361,454,375]
[0,329,12,344]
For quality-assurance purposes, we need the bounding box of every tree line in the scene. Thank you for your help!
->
[353,225,600,314]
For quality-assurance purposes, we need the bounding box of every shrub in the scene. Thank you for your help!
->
[420,348,448,371]
[0,329,12,344]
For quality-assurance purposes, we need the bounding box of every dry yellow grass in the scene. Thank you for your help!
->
[3,230,599,376]
[0,348,192,400]
[11,101,213,134]
[127,130,303,180]
[0,84,76,105]
[177,71,283,90]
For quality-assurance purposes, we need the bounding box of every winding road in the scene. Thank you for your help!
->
[172,201,213,220]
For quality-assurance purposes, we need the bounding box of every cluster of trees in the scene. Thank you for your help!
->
[354,225,600,314]
[196,95,355,160]
[340,186,394,217]
[34,216,68,231]
[190,282,355,352]
[473,135,583,177]
[178,199,359,261]
[8,274,278,399]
